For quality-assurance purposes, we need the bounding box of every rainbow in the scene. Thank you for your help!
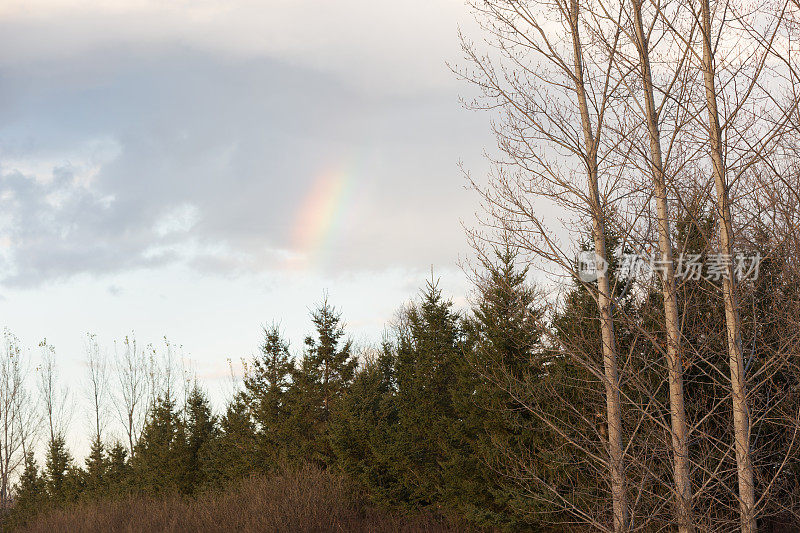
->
[290,164,353,269]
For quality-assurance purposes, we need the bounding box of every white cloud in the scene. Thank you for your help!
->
[153,203,200,237]
[0,0,473,94]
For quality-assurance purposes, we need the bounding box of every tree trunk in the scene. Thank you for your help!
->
[630,2,693,529]
[699,2,756,531]
[569,2,628,530]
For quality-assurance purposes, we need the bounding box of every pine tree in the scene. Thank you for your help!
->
[131,395,189,494]
[393,279,463,506]
[83,436,108,496]
[200,393,259,488]
[243,324,294,466]
[45,436,73,504]
[12,452,48,522]
[285,298,356,466]
[184,385,217,493]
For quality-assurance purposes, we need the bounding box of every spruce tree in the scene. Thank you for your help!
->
[243,324,294,466]
[184,385,217,493]
[393,280,463,506]
[286,298,356,466]
[304,299,357,421]
[461,247,547,528]
[131,395,189,494]
[106,441,130,493]
[45,436,73,503]
[83,436,107,496]
[13,452,48,522]
[200,393,259,488]
[330,344,405,504]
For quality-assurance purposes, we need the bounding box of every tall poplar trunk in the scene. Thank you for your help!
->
[699,2,756,530]
[569,2,628,529]
[630,2,693,529]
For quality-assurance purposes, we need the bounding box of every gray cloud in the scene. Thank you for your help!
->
[0,42,490,287]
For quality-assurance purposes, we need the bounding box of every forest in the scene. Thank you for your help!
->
[3,0,800,531]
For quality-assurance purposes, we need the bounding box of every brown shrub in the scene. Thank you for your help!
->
[14,465,470,533]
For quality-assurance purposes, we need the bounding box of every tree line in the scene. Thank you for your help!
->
[2,222,799,530]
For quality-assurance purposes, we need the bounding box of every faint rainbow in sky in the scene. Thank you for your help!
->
[290,163,354,269]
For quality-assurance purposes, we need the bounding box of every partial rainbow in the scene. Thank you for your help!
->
[290,163,353,268]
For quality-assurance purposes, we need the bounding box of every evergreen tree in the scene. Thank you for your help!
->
[83,436,108,496]
[393,280,463,506]
[184,385,218,493]
[243,324,294,466]
[106,441,130,493]
[200,393,259,488]
[45,436,73,503]
[286,298,356,466]
[12,452,48,522]
[460,246,548,528]
[304,299,357,420]
[330,344,405,504]
[131,395,189,494]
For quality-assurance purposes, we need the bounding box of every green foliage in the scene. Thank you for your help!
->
[45,436,75,504]
[184,385,218,493]
[393,280,464,506]
[200,393,259,489]
[12,452,48,522]
[83,436,107,497]
[461,247,550,529]
[285,299,356,466]
[9,245,798,532]
[330,344,405,504]
[243,324,294,466]
[106,442,130,492]
[131,395,190,495]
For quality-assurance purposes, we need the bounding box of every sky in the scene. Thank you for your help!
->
[0,1,496,446]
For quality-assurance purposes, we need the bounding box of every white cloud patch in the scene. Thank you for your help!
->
[154,203,200,237]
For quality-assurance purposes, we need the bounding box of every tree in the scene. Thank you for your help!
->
[243,324,294,466]
[330,345,404,505]
[12,452,47,523]
[84,333,108,445]
[45,435,73,503]
[304,299,357,421]
[285,298,356,465]
[460,1,631,526]
[200,393,258,488]
[0,330,37,507]
[184,385,217,493]
[114,335,148,456]
[463,246,549,528]
[83,436,107,496]
[624,2,694,526]
[393,280,463,507]
[106,441,130,493]
[38,340,71,446]
[131,395,189,494]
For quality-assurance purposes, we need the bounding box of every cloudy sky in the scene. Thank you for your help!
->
[0,0,494,421]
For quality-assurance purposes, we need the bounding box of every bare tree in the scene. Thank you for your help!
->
[688,1,792,529]
[37,339,71,444]
[113,335,148,454]
[615,0,695,527]
[0,330,37,507]
[85,333,108,443]
[459,1,634,529]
